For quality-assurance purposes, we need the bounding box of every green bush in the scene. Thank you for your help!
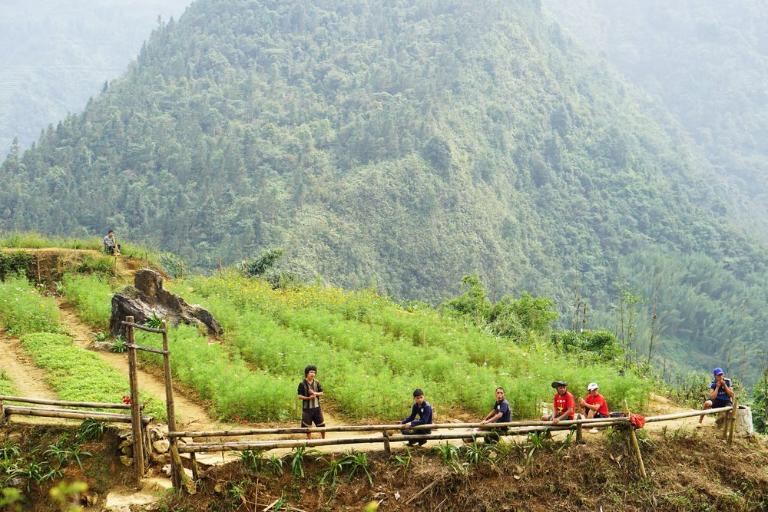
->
[0,274,61,336]
[0,371,14,395]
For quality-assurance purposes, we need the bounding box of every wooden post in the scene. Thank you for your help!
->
[382,430,391,454]
[624,401,646,479]
[161,321,182,490]
[190,452,200,481]
[0,398,5,426]
[727,398,738,445]
[576,414,584,444]
[126,316,145,485]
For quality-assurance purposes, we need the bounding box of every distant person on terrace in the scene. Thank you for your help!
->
[400,388,433,447]
[698,367,734,427]
[103,229,121,255]
[297,365,326,439]
[542,380,575,424]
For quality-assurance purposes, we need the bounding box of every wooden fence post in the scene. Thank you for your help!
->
[161,320,183,491]
[126,316,145,486]
[624,401,646,479]
[727,397,738,445]
[0,398,5,426]
[382,430,391,454]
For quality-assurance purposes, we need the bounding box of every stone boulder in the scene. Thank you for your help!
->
[109,269,223,338]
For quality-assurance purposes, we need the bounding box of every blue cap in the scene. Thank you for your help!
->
[713,367,724,376]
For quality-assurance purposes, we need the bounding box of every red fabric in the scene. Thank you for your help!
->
[554,391,575,420]
[630,413,645,429]
[585,393,609,417]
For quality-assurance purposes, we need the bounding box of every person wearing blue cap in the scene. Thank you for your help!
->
[698,367,733,427]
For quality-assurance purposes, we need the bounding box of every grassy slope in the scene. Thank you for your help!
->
[0,274,164,418]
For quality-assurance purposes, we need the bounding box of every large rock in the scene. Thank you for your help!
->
[109,269,223,338]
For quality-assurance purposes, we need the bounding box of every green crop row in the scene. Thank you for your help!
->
[0,274,61,336]
[172,273,652,420]
[19,333,165,420]
[135,325,293,421]
[61,274,114,329]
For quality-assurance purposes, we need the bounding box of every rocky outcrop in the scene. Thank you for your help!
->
[109,269,223,338]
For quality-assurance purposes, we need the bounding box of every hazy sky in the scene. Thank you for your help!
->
[0,0,192,154]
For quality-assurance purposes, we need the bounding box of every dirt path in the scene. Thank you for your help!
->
[55,298,224,430]
[0,329,58,399]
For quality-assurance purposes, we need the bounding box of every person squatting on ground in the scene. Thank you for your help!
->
[476,386,512,443]
[542,380,575,424]
[579,382,610,419]
[400,388,433,446]
[103,229,121,255]
[297,365,326,439]
[698,367,734,427]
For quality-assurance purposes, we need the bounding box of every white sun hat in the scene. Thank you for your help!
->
[587,382,599,391]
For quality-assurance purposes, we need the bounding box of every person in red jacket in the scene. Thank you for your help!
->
[541,380,575,424]
[579,382,610,419]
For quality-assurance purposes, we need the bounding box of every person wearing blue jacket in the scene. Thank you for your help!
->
[400,388,433,446]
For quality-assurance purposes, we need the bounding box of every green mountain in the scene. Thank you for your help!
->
[544,0,768,241]
[0,0,191,154]
[2,0,767,381]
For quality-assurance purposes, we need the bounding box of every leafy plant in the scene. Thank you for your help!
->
[110,337,127,353]
[145,312,163,330]
[49,480,88,512]
[434,444,460,465]
[76,420,106,442]
[319,456,350,488]
[391,449,412,474]
[346,452,373,486]
[266,455,284,476]
[240,449,263,473]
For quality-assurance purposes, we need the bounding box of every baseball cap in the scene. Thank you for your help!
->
[551,380,567,388]
[713,367,724,376]
[587,382,599,391]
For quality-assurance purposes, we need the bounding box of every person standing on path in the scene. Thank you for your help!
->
[297,365,326,439]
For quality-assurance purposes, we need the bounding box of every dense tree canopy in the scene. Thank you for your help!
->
[2,0,767,382]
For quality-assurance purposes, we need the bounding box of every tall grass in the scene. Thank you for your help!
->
[0,274,61,335]
[19,333,165,419]
[61,274,113,329]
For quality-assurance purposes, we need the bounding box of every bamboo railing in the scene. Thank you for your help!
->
[172,405,736,454]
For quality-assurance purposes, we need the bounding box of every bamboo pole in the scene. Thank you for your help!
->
[161,320,183,491]
[625,401,647,479]
[168,407,733,440]
[0,395,131,410]
[727,398,738,445]
[126,316,145,486]
[177,426,582,454]
[167,417,629,438]
[1,405,143,423]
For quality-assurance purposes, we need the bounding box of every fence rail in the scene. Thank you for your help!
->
[0,395,136,410]
[173,405,736,454]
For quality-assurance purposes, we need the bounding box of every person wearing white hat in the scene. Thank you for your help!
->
[579,382,609,419]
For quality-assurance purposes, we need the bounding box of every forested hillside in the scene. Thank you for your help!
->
[2,0,767,382]
[545,0,768,240]
[0,0,190,154]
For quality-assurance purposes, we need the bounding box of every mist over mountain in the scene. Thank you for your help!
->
[545,0,768,240]
[2,0,767,382]
[0,0,191,155]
